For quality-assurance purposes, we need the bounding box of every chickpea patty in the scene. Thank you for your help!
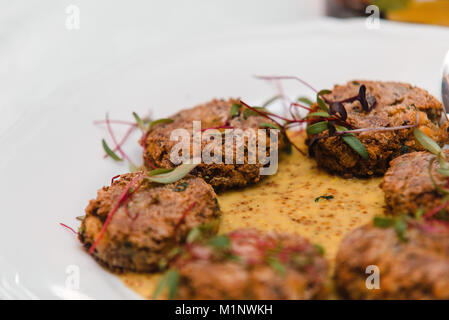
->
[169,228,329,300]
[79,172,221,272]
[307,80,448,177]
[335,221,449,299]
[144,98,283,192]
[381,151,449,216]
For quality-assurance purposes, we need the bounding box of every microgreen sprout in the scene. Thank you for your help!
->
[314,195,334,202]
[413,128,449,196]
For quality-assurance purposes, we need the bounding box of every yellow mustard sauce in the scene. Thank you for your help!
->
[120,132,385,298]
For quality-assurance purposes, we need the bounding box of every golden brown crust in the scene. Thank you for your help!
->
[144,98,284,192]
[307,80,448,177]
[79,172,221,273]
[335,223,449,299]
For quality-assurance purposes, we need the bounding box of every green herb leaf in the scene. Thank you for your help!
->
[316,90,331,112]
[306,111,330,118]
[306,121,328,135]
[102,139,122,161]
[314,244,325,255]
[317,89,332,97]
[146,164,196,184]
[438,153,449,169]
[243,106,266,119]
[395,217,408,242]
[262,95,282,108]
[437,167,449,177]
[267,256,286,276]
[316,97,328,112]
[166,270,179,299]
[132,112,146,130]
[429,158,449,195]
[153,270,179,300]
[147,168,174,176]
[209,235,230,249]
[186,222,219,243]
[415,208,425,220]
[152,273,167,299]
[186,227,201,243]
[283,139,292,154]
[149,118,174,129]
[341,134,369,160]
[297,96,314,106]
[373,216,395,228]
[335,125,369,160]
[230,103,242,118]
[413,128,442,155]
[76,215,85,221]
[314,195,334,202]
[259,122,280,129]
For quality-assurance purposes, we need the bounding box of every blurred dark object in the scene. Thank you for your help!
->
[326,0,374,17]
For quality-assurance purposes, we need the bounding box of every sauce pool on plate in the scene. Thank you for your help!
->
[120,132,385,298]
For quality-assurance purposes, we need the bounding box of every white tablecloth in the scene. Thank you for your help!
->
[0,0,324,137]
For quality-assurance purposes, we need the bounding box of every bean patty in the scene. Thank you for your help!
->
[169,228,329,300]
[307,80,448,177]
[381,151,449,216]
[335,221,449,299]
[143,98,283,192]
[79,172,221,272]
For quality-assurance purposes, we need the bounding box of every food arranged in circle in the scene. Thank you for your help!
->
[71,79,449,299]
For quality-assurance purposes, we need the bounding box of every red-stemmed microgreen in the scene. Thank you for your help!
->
[96,111,175,170]
[59,223,78,235]
[174,202,197,231]
[239,100,305,155]
[254,75,319,94]
[104,113,137,170]
[335,113,420,135]
[110,174,121,185]
[88,173,144,254]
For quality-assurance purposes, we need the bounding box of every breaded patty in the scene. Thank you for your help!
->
[307,80,448,177]
[335,221,449,299]
[381,151,448,216]
[144,98,283,192]
[79,172,221,272]
[170,228,329,300]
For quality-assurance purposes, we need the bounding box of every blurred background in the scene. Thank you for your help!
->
[1,0,448,137]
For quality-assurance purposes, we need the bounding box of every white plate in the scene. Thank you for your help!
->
[1,18,449,299]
